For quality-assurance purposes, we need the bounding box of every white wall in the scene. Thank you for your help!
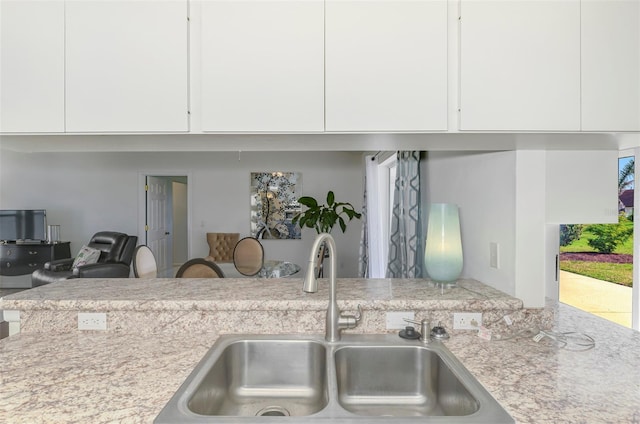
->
[0,140,620,303]
[425,149,620,307]
[0,150,364,277]
[424,151,517,297]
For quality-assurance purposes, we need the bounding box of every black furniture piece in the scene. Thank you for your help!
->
[31,231,137,286]
[0,242,71,277]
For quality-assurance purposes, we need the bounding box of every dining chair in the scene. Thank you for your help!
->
[233,237,264,276]
[205,232,240,263]
[132,245,158,278]
[176,258,225,278]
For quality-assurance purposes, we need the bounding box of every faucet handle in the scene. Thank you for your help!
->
[353,304,363,323]
[338,304,363,330]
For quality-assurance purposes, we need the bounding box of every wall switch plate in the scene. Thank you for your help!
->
[453,312,482,330]
[78,312,107,330]
[490,242,499,268]
[386,311,415,330]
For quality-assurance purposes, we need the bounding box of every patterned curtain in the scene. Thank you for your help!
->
[358,163,369,278]
[387,151,423,278]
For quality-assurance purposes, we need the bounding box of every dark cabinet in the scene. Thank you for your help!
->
[0,242,71,276]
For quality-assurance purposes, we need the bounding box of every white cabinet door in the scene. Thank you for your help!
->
[200,0,324,132]
[325,0,448,132]
[460,0,581,131]
[65,0,188,132]
[0,0,64,132]
[582,0,640,131]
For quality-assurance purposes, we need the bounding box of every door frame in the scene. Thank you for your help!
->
[552,151,639,331]
[631,148,639,330]
[138,171,192,269]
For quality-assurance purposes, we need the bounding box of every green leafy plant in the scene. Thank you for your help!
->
[293,191,362,234]
[560,224,584,246]
[585,214,634,254]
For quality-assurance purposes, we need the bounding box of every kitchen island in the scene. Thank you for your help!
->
[1,278,638,423]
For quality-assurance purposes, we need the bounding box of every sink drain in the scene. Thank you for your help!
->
[256,406,290,417]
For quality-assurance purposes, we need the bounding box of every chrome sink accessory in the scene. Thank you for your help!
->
[302,233,362,342]
[431,323,450,341]
[404,317,431,343]
[398,325,421,340]
[154,334,515,423]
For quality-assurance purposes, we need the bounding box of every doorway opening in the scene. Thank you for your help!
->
[141,174,189,278]
[558,155,634,328]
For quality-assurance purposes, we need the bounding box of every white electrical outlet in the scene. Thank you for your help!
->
[78,312,107,330]
[385,311,415,330]
[453,312,482,330]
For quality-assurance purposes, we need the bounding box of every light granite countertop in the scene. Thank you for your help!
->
[0,277,522,311]
[2,278,545,335]
[1,278,639,423]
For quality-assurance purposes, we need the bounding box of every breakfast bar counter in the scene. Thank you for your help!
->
[1,278,639,423]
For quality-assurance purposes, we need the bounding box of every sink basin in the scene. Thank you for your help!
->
[335,345,478,417]
[155,334,514,423]
[186,339,327,417]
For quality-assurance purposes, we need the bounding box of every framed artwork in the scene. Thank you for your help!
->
[250,172,302,239]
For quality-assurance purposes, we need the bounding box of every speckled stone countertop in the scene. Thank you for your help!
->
[2,278,637,423]
[1,277,520,311]
[1,278,547,335]
[1,301,638,423]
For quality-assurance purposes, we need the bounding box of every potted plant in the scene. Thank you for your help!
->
[293,191,362,277]
[293,191,362,234]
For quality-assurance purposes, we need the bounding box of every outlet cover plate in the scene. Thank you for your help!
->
[453,312,482,330]
[78,312,107,330]
[385,311,415,330]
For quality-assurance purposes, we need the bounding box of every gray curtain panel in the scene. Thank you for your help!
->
[387,151,423,278]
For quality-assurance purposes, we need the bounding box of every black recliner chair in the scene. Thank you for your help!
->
[31,231,138,286]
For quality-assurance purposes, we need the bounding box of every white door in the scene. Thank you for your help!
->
[146,176,173,276]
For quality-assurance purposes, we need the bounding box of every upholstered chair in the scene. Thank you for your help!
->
[205,232,240,263]
[132,245,157,278]
[175,258,225,278]
[233,237,264,276]
[31,231,138,286]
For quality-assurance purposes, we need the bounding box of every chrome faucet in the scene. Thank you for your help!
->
[303,233,362,342]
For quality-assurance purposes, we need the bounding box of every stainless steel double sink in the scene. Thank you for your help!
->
[155,334,514,423]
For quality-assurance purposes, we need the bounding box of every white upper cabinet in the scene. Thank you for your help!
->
[65,0,188,132]
[582,0,640,131]
[200,0,324,132]
[325,0,448,132]
[459,0,581,131]
[1,0,64,132]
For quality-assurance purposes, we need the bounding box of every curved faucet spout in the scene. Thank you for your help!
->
[303,233,336,294]
[302,233,360,342]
